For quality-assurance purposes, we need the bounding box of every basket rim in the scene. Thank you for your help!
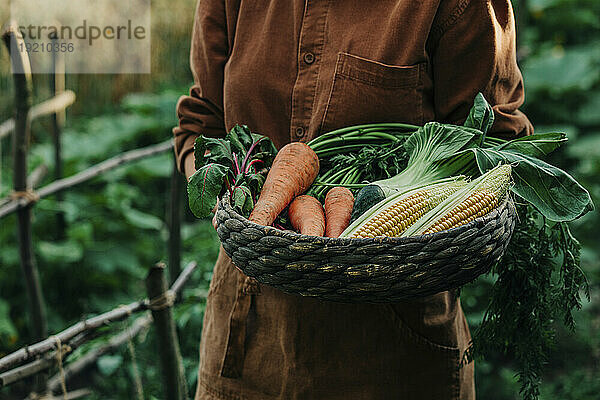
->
[219,195,512,245]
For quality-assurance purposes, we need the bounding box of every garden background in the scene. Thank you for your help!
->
[0,0,598,398]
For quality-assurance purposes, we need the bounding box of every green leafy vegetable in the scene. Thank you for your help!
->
[188,163,229,218]
[491,132,567,158]
[464,92,495,137]
[469,148,594,221]
[372,122,480,194]
[187,125,277,218]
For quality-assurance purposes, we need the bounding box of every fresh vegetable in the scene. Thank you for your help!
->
[402,164,511,236]
[473,204,589,400]
[187,125,277,218]
[341,178,467,238]
[288,195,326,236]
[249,142,320,226]
[350,185,386,223]
[324,187,354,238]
[307,130,411,200]
[306,95,591,223]
[188,95,592,400]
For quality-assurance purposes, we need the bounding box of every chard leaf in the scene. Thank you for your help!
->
[247,173,266,198]
[231,185,254,216]
[405,122,479,164]
[470,148,593,221]
[227,125,254,154]
[251,134,278,166]
[187,163,229,218]
[464,92,494,137]
[194,136,232,170]
[492,132,567,158]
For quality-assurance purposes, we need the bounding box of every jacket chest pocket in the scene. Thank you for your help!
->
[320,52,425,133]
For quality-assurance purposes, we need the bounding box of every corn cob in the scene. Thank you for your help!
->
[340,179,467,238]
[401,164,512,237]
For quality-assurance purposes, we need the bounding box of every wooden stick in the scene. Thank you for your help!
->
[146,263,187,400]
[50,37,66,239]
[3,24,49,346]
[43,388,92,400]
[0,261,197,372]
[0,356,55,388]
[167,156,183,283]
[46,315,152,394]
[170,260,198,296]
[0,331,92,388]
[0,164,48,209]
[0,139,173,219]
[0,91,76,140]
[0,301,142,374]
[27,164,49,190]
[23,388,92,400]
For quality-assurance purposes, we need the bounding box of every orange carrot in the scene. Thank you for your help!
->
[249,142,319,226]
[324,186,355,238]
[288,195,326,236]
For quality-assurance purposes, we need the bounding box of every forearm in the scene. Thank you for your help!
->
[172,0,229,176]
[430,0,533,138]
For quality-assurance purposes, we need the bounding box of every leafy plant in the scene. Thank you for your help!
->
[187,125,277,218]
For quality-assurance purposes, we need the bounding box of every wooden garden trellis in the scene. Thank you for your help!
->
[1,23,191,400]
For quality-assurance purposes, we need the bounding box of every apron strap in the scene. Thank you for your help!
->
[220,273,261,378]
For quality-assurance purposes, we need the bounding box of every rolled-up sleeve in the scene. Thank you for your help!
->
[429,0,533,138]
[172,0,229,173]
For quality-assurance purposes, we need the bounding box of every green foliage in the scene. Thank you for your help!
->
[188,125,277,218]
[0,90,220,398]
[470,148,593,221]
[464,92,495,137]
[472,205,589,399]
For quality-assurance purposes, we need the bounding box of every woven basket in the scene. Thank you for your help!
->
[215,196,516,303]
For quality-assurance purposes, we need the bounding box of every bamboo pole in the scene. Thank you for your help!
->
[0,91,76,140]
[3,24,48,344]
[27,164,49,190]
[0,331,92,388]
[0,261,198,373]
[146,263,187,400]
[167,155,183,283]
[0,301,143,374]
[50,36,66,238]
[0,164,48,208]
[0,139,173,219]
[46,315,152,394]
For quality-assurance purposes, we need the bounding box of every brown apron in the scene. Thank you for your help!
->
[194,248,474,399]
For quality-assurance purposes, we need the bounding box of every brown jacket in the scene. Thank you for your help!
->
[173,1,533,399]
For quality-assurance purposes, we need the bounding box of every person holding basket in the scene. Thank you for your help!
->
[173,1,532,398]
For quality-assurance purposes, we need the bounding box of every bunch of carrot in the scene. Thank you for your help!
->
[248,142,355,238]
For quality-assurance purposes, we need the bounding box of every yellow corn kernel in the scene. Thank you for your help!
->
[350,182,465,238]
[424,189,499,234]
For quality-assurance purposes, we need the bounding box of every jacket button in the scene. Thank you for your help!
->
[294,126,305,138]
[303,52,315,65]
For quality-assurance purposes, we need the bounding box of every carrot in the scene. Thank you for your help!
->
[288,195,326,236]
[249,142,320,226]
[324,186,355,237]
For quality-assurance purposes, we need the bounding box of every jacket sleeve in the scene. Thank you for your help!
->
[428,0,533,138]
[172,0,229,174]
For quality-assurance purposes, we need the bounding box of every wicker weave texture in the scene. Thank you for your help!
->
[215,197,516,303]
